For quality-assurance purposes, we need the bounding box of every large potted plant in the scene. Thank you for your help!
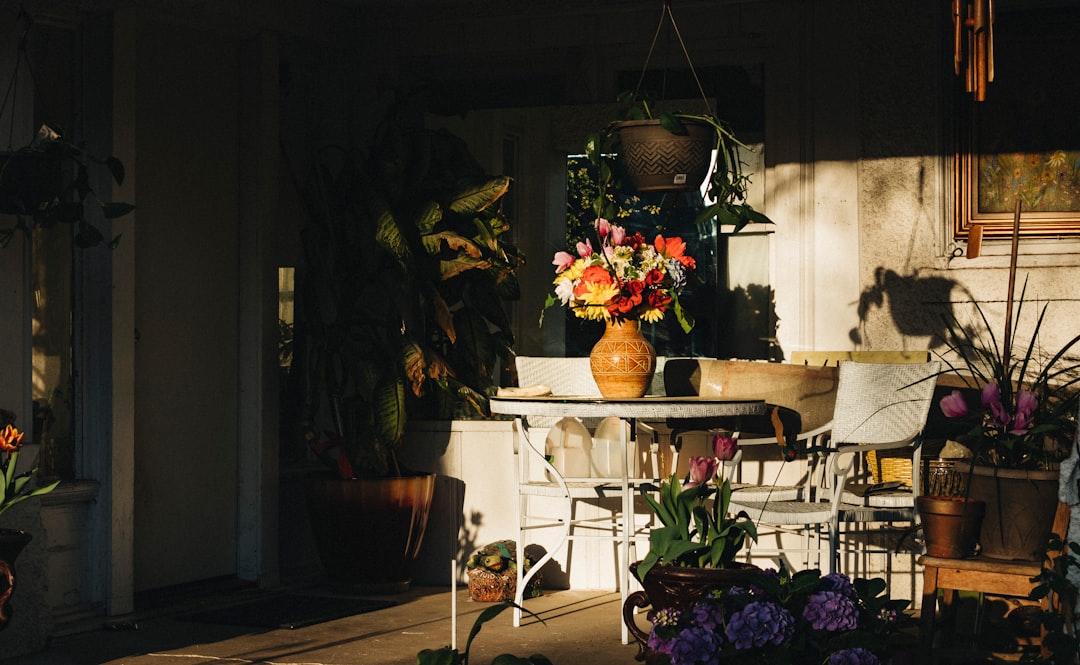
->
[623,437,916,664]
[0,416,59,630]
[292,103,523,592]
[934,278,1080,561]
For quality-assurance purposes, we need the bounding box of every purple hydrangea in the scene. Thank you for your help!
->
[724,601,795,649]
[669,625,723,665]
[827,647,880,665]
[647,630,676,657]
[651,607,682,627]
[690,600,726,632]
[819,572,857,598]
[803,591,859,632]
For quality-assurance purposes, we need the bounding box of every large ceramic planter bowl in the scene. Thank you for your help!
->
[305,471,436,593]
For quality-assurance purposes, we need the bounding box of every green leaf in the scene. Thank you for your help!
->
[104,156,125,184]
[102,202,136,219]
[448,176,510,215]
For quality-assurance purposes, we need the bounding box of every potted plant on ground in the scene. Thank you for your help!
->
[623,436,916,664]
[291,99,524,592]
[934,277,1080,560]
[0,415,59,630]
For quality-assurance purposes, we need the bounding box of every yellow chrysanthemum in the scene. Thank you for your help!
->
[639,307,666,324]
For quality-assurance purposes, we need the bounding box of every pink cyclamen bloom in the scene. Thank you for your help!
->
[981,382,1010,427]
[939,391,969,418]
[610,224,626,246]
[1010,389,1038,435]
[713,435,739,462]
[576,238,594,258]
[686,456,719,488]
[552,251,576,273]
[595,217,610,238]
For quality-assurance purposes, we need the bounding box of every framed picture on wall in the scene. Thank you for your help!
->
[953,7,1080,239]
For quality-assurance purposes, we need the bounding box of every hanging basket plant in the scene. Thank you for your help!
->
[613,117,714,192]
[586,3,775,232]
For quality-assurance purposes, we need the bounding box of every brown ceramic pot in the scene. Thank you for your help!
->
[918,495,984,558]
[589,319,656,398]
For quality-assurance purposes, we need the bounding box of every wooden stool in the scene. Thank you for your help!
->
[919,502,1070,657]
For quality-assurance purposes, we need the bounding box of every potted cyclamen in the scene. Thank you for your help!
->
[934,277,1080,561]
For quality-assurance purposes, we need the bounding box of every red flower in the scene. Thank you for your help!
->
[0,425,24,453]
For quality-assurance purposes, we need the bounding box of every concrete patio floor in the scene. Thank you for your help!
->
[3,585,643,665]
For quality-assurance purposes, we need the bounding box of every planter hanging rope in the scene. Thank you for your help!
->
[631,0,714,116]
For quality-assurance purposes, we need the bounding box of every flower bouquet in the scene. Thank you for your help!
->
[644,567,915,665]
[542,217,696,332]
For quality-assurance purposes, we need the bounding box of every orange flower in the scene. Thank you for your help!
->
[0,424,24,453]
[654,235,696,269]
[572,265,614,297]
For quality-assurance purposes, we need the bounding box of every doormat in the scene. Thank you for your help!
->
[179,593,397,629]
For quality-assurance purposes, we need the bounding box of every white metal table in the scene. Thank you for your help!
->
[489,395,766,643]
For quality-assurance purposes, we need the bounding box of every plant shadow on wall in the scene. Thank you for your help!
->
[851,268,959,348]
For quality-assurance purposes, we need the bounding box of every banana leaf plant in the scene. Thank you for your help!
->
[292,114,524,478]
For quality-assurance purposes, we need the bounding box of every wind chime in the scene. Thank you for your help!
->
[953,0,995,101]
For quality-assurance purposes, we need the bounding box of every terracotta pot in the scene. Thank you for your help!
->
[615,119,714,192]
[960,463,1059,561]
[917,495,984,558]
[0,529,32,631]
[589,319,656,398]
[623,561,759,660]
[305,471,435,593]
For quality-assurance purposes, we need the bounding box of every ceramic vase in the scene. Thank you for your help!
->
[589,319,656,399]
[917,495,985,558]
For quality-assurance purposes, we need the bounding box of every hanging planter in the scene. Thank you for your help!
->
[613,118,714,192]
[583,3,775,232]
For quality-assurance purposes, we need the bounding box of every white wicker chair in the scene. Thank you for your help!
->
[510,356,669,643]
[728,360,941,574]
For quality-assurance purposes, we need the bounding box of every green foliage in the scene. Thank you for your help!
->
[0,124,134,249]
[638,473,758,580]
[416,602,552,665]
[294,108,524,478]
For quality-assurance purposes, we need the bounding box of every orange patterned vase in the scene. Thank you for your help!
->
[589,319,656,398]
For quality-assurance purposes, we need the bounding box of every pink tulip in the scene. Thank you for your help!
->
[552,251,575,273]
[686,456,718,487]
[713,435,739,462]
[595,218,610,238]
[610,224,626,246]
[939,391,969,418]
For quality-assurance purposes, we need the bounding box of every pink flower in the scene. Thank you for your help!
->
[713,435,739,462]
[982,382,1011,427]
[552,251,576,273]
[610,224,626,246]
[1010,389,1038,435]
[595,217,610,238]
[939,391,969,418]
[686,456,718,487]
[576,238,593,258]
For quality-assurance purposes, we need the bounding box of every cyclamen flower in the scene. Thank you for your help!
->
[1011,389,1037,435]
[803,590,859,632]
[939,390,969,418]
[669,625,723,665]
[724,601,795,649]
[827,647,880,665]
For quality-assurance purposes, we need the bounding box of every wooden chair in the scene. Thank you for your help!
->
[919,501,1072,658]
